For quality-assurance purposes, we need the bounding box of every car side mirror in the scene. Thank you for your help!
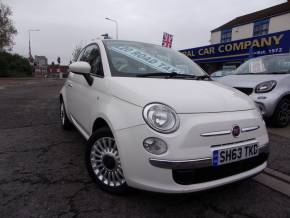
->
[69,61,93,86]
[69,61,91,74]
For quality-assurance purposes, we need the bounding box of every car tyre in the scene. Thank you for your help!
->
[271,98,290,128]
[60,100,73,130]
[86,127,128,194]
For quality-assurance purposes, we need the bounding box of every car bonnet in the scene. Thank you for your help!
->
[107,77,256,114]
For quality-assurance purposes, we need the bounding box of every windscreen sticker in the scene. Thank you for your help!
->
[110,46,182,73]
[249,58,266,73]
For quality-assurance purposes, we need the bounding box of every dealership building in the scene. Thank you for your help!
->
[180,1,290,73]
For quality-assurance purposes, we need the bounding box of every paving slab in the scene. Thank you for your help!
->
[267,132,290,176]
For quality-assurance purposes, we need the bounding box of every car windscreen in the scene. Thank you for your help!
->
[223,70,233,76]
[212,70,233,77]
[103,40,206,77]
[236,54,290,74]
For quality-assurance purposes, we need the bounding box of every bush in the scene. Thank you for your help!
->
[0,51,33,77]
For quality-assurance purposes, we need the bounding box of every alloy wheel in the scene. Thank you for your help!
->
[90,137,125,187]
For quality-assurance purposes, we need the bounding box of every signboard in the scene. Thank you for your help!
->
[162,32,173,48]
[180,30,290,63]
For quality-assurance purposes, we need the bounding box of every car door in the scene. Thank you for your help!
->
[65,47,86,122]
[68,43,105,137]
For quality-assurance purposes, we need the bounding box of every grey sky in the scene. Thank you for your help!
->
[4,0,285,64]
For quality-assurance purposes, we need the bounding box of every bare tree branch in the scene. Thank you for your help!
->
[0,2,17,51]
[72,43,83,62]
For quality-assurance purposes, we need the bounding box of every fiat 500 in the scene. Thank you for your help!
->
[60,40,269,194]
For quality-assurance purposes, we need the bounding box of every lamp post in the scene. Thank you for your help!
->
[105,18,118,40]
[28,29,40,59]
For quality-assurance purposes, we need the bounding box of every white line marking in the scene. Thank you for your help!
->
[264,168,290,184]
[253,169,290,197]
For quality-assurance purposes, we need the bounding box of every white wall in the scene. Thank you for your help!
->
[210,23,254,44]
[210,12,290,44]
[210,31,221,44]
[269,13,290,33]
[232,23,254,41]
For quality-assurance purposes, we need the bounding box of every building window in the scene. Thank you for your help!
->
[253,19,269,37]
[221,29,232,43]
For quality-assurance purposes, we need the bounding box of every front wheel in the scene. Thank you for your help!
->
[60,100,73,130]
[86,127,128,194]
[271,98,290,127]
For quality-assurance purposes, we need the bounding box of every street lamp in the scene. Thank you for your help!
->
[28,29,40,58]
[105,18,118,40]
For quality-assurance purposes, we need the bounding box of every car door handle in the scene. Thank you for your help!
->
[67,83,73,87]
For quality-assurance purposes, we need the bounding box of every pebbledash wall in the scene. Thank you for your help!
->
[180,2,290,73]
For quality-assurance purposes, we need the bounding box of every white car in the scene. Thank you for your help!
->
[60,40,269,194]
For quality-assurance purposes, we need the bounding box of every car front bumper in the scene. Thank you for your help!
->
[115,109,268,193]
[251,92,282,118]
[149,145,268,170]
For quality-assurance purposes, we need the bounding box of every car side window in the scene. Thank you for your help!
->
[79,44,104,77]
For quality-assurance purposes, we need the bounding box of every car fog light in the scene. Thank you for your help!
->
[143,137,167,155]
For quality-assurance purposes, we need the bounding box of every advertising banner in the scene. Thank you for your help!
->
[180,30,290,63]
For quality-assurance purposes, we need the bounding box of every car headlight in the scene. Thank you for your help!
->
[143,103,179,133]
[255,80,277,93]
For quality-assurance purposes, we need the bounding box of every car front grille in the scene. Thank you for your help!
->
[234,87,254,95]
[172,153,268,185]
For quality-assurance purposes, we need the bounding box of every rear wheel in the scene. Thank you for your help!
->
[60,100,73,130]
[271,98,290,127]
[86,127,128,194]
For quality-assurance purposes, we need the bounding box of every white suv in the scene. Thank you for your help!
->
[60,40,269,194]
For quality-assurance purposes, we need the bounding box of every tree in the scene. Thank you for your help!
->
[72,43,83,61]
[0,51,32,77]
[0,2,17,51]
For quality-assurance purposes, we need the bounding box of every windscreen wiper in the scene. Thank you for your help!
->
[195,75,211,80]
[171,74,211,80]
[235,73,256,75]
[269,71,290,74]
[237,71,290,75]
[168,72,211,80]
[136,72,210,80]
[136,72,179,78]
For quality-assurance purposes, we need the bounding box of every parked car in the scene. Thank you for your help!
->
[60,40,268,194]
[218,54,290,127]
[210,69,234,80]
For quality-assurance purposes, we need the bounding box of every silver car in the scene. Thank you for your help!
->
[210,69,234,80]
[218,53,290,127]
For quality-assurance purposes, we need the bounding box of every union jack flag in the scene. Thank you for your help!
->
[162,32,173,48]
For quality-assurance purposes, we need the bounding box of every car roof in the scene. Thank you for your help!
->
[89,39,162,48]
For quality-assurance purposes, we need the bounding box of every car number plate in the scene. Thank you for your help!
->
[212,144,259,167]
